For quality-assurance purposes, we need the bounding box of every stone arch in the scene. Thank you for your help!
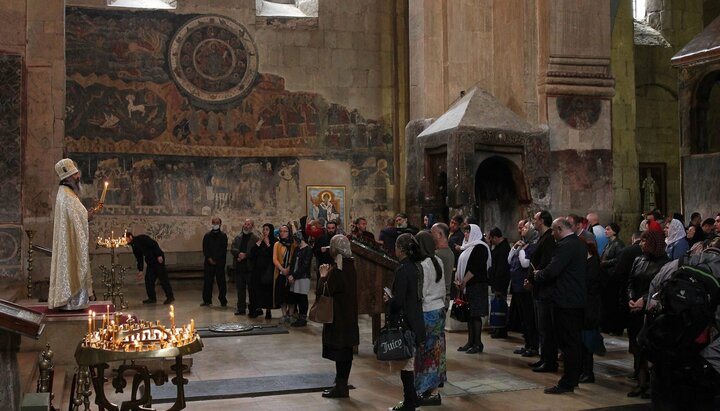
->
[473,155,528,238]
[690,70,720,153]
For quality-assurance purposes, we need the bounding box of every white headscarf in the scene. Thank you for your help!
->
[455,224,492,284]
[665,219,686,245]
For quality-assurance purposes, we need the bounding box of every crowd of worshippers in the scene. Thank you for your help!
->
[196,209,720,408]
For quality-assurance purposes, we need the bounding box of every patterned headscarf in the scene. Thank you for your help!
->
[641,229,666,258]
[665,219,686,245]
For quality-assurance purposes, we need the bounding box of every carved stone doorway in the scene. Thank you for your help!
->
[474,156,524,238]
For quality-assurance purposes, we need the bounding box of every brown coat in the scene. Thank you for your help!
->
[321,257,360,350]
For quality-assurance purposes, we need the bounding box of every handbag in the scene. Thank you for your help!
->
[308,282,333,323]
[374,316,416,361]
[450,297,471,323]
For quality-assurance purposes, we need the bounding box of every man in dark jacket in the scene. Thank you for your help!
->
[230,219,259,315]
[202,217,228,307]
[533,217,587,394]
[609,231,643,336]
[528,210,558,371]
[126,232,174,305]
[488,227,511,338]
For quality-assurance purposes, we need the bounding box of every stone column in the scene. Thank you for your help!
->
[537,0,615,217]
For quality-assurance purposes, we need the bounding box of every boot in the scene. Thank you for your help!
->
[389,370,417,410]
[473,318,483,350]
[322,378,349,398]
[458,320,475,351]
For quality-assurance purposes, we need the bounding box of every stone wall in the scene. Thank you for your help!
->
[409,0,538,123]
[610,0,641,242]
[0,0,66,281]
[635,0,707,218]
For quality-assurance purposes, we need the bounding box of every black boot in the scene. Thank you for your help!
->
[472,318,484,353]
[389,370,417,410]
[322,378,349,398]
[458,320,475,351]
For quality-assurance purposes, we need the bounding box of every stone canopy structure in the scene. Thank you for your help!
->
[405,86,550,238]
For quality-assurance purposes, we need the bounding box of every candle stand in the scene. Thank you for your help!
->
[97,233,129,309]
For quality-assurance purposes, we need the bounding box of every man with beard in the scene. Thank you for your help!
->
[48,158,103,310]
[231,219,259,315]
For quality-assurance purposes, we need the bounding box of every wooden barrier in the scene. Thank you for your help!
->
[350,241,398,342]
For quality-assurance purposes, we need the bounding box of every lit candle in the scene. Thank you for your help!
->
[91,311,96,332]
[88,316,92,335]
[102,313,106,329]
[190,319,195,333]
[99,181,109,203]
[170,305,175,329]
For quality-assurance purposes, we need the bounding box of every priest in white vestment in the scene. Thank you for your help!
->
[48,158,101,310]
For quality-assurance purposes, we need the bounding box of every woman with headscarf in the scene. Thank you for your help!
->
[507,221,539,357]
[413,231,446,406]
[626,229,669,398]
[665,218,689,261]
[273,224,296,323]
[318,235,359,399]
[599,223,625,334]
[384,233,426,411]
[422,214,435,232]
[250,223,276,319]
[455,224,492,354]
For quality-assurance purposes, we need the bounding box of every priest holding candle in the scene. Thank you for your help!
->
[48,158,104,310]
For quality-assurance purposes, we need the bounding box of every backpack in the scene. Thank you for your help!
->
[642,253,720,367]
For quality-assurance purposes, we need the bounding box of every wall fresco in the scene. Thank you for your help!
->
[64,7,395,242]
[0,54,22,224]
[64,8,391,158]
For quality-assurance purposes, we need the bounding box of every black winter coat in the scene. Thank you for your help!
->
[535,234,587,308]
[388,258,426,346]
[321,258,359,349]
[584,254,602,329]
[203,230,228,264]
[627,254,669,302]
[489,239,511,294]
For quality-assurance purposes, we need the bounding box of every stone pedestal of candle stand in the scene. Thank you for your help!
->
[97,239,129,310]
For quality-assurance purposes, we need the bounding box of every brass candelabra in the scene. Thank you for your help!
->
[26,229,35,298]
[96,231,129,309]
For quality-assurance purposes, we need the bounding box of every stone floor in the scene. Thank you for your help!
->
[32,278,649,411]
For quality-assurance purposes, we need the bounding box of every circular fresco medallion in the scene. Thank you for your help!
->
[169,15,258,104]
[0,231,19,263]
[556,96,602,130]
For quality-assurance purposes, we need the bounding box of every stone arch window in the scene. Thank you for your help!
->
[107,0,176,9]
[256,0,319,18]
[692,71,720,154]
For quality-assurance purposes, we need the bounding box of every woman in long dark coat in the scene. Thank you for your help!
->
[455,224,492,354]
[249,223,276,319]
[318,234,359,399]
[385,233,426,411]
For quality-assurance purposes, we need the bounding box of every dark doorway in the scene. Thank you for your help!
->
[425,147,449,223]
[474,156,522,239]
